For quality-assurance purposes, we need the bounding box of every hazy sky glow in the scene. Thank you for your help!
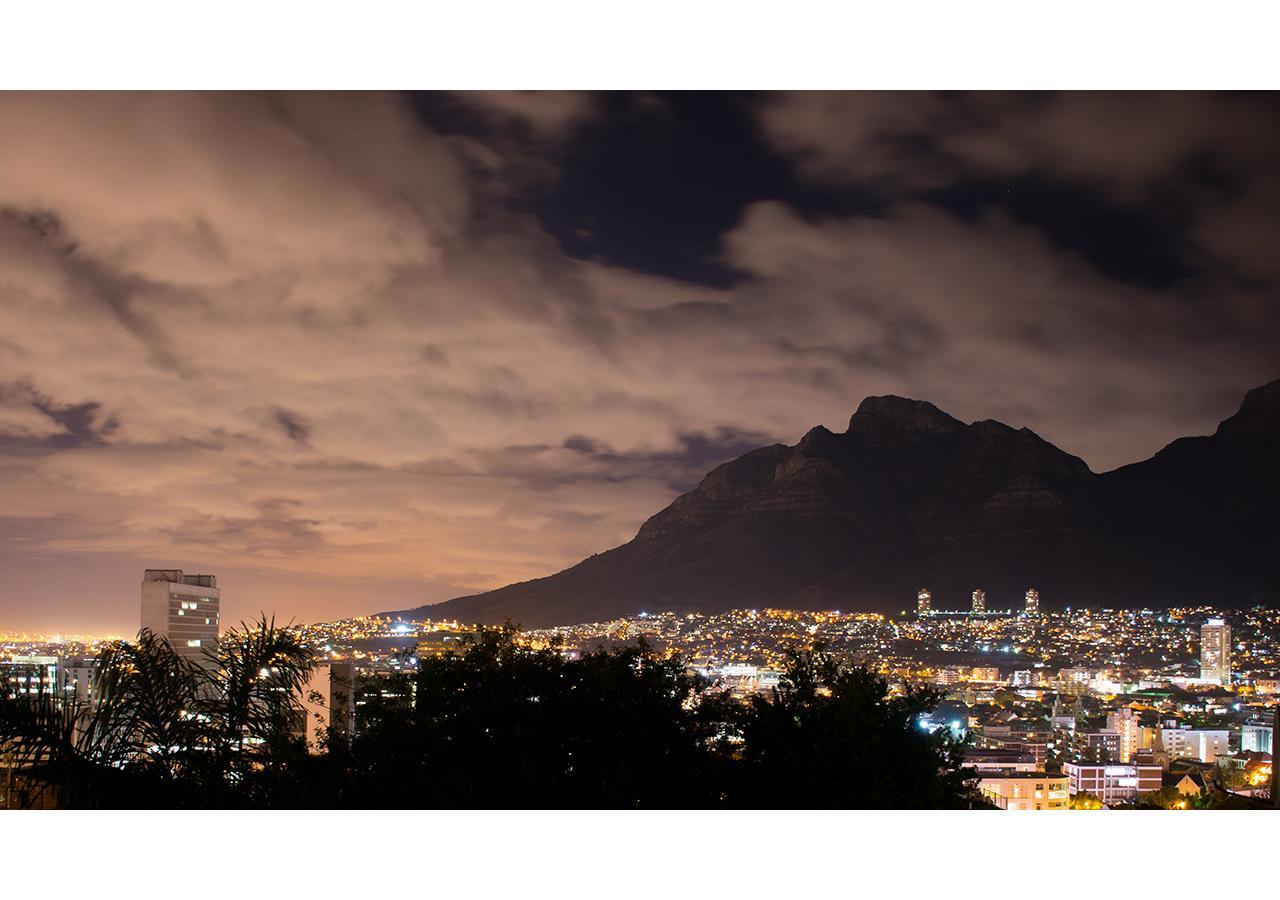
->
[2,91,1278,632]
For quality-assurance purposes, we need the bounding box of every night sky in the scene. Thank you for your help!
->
[2,91,1278,632]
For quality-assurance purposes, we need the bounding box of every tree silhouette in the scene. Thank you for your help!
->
[0,615,314,808]
[725,646,988,808]
[4,623,994,809]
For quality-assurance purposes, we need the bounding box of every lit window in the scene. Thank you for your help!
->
[186,639,201,647]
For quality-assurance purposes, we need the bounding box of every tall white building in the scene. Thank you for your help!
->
[297,661,356,753]
[140,569,220,662]
[1199,619,1231,685]
[917,588,932,615]
[1025,588,1040,616]
[972,589,986,614]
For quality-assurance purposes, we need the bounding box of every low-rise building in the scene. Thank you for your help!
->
[978,772,1069,810]
[1063,762,1162,805]
[1158,726,1230,763]
[1241,720,1273,755]
[1,656,59,698]
[964,748,1040,774]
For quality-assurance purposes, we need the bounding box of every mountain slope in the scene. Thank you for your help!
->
[386,380,1280,626]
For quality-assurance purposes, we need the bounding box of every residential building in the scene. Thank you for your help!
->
[1157,726,1230,763]
[965,748,1040,774]
[1,656,59,698]
[917,588,932,616]
[1199,619,1231,685]
[1241,720,1273,755]
[57,657,99,706]
[972,589,986,614]
[1063,762,1162,805]
[1072,729,1121,763]
[1024,588,1040,616]
[1106,708,1141,763]
[978,772,1068,810]
[970,667,1000,684]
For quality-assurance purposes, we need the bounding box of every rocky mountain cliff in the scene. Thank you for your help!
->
[385,380,1280,627]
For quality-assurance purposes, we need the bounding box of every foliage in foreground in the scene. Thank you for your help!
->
[1,623,987,809]
[0,616,313,808]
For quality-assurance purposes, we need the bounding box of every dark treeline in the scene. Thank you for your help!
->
[0,621,987,809]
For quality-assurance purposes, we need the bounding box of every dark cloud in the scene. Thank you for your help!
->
[0,382,118,449]
[273,408,312,446]
[561,428,779,492]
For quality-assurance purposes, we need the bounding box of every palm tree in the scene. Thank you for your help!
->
[198,614,315,795]
[0,615,315,808]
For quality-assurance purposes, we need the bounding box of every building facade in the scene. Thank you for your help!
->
[972,589,986,614]
[1199,619,1231,685]
[1024,588,1040,616]
[917,588,932,616]
[1241,720,1273,755]
[1106,708,1141,763]
[978,772,1069,810]
[1063,762,1162,805]
[1,656,59,698]
[140,569,220,662]
[1157,726,1230,763]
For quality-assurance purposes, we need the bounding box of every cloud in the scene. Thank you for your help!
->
[272,408,312,446]
[0,91,1275,631]
[448,90,596,140]
[756,91,1280,283]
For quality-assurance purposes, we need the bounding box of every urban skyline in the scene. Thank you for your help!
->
[6,566,1274,809]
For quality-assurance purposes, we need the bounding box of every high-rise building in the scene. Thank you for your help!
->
[1106,708,1141,763]
[1199,619,1231,685]
[1024,588,1040,616]
[917,588,932,616]
[140,569,220,662]
[972,589,986,614]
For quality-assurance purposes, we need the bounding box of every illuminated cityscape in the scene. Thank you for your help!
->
[6,586,1275,809]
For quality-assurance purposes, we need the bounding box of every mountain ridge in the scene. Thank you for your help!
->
[384,380,1280,626]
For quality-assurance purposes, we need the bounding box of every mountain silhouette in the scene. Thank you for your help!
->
[385,379,1280,627]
